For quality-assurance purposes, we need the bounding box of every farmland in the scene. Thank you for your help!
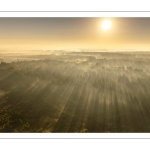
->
[0,51,150,132]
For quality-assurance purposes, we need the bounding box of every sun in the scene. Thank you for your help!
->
[101,20,112,30]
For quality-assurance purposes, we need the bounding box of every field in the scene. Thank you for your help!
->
[0,51,150,132]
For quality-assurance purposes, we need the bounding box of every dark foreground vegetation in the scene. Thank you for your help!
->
[0,51,150,132]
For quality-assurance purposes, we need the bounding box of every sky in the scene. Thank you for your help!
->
[0,17,150,51]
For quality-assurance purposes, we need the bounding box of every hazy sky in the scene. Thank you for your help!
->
[0,18,150,51]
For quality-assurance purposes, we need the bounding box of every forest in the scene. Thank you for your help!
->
[0,51,150,132]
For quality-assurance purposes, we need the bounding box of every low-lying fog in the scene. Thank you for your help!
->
[0,50,150,132]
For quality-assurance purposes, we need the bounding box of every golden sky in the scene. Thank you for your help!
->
[0,18,150,51]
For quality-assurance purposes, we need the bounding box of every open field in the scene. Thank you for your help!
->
[0,51,150,132]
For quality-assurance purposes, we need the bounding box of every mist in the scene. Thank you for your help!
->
[1,50,150,132]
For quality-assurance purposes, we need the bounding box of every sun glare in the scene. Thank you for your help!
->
[101,20,112,30]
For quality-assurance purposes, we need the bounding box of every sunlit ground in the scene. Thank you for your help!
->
[0,50,150,132]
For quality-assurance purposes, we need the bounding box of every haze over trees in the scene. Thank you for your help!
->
[0,51,150,132]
